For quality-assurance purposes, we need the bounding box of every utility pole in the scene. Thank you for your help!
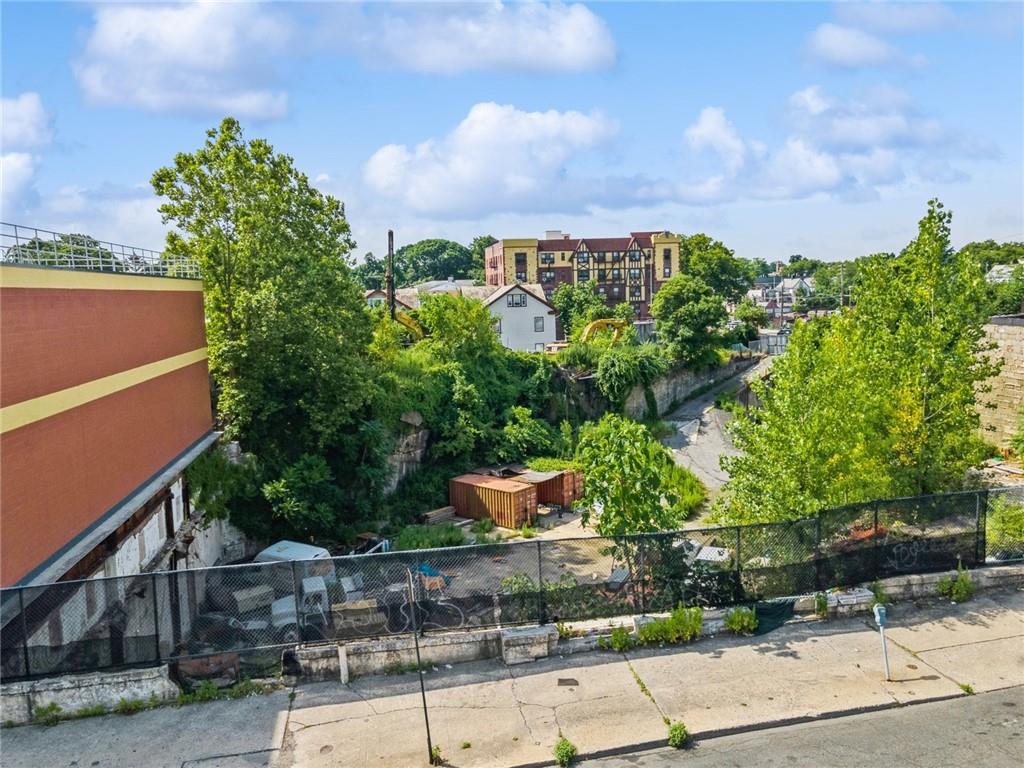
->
[386,229,396,321]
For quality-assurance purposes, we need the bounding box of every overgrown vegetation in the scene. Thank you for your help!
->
[393,523,467,551]
[869,580,891,607]
[723,606,758,635]
[553,736,578,767]
[667,721,689,749]
[598,606,704,650]
[718,201,1001,525]
[937,561,975,602]
[986,495,1024,559]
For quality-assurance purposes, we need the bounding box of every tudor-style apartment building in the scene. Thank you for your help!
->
[483,230,684,320]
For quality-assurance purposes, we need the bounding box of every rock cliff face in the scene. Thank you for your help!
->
[385,412,429,494]
[981,316,1024,448]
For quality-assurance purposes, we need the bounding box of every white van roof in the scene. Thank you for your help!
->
[254,540,331,563]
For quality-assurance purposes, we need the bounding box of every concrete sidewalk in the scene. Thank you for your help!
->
[3,589,1023,768]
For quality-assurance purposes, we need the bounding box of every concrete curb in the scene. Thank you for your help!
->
[505,691,978,768]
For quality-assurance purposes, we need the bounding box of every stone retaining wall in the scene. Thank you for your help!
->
[623,354,761,420]
[980,316,1024,448]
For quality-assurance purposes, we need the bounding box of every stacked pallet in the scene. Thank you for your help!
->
[423,505,456,524]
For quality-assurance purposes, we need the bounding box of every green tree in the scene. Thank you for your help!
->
[577,414,686,535]
[595,344,668,410]
[781,256,825,278]
[733,298,769,339]
[719,200,1001,523]
[151,118,381,539]
[352,251,387,289]
[397,238,474,285]
[679,234,754,301]
[551,281,609,338]
[986,264,1024,315]
[958,240,1024,270]
[497,406,561,462]
[468,235,497,284]
[6,233,124,271]
[650,275,727,366]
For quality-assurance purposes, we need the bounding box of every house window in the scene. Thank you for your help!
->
[540,252,555,264]
[612,251,622,262]
[597,268,607,281]
[663,248,672,278]
[507,292,527,307]
[594,252,605,262]
[576,252,589,264]
[495,318,502,334]
[628,250,641,261]
[612,268,621,280]
[629,268,641,280]
[540,270,555,283]
[577,269,590,282]
[598,286,607,296]
[611,285,621,298]
[631,286,642,298]
[534,316,544,332]
[534,342,546,351]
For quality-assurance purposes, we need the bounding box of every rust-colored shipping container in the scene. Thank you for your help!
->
[516,470,584,509]
[449,474,537,529]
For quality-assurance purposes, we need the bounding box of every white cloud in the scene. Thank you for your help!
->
[73,3,292,119]
[328,2,615,74]
[364,102,626,217]
[835,3,955,33]
[2,93,52,150]
[685,108,747,173]
[760,139,843,198]
[808,23,924,68]
[1,153,38,215]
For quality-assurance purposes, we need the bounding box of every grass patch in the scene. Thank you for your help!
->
[32,703,62,727]
[554,736,578,767]
[937,561,974,603]
[393,523,466,551]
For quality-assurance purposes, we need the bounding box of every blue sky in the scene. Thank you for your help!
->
[2,1,1021,263]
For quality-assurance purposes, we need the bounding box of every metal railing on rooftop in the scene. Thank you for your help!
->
[0,222,200,279]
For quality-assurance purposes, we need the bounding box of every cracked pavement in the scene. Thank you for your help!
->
[3,589,1022,768]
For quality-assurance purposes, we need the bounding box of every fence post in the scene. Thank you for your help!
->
[975,490,986,564]
[536,540,546,625]
[814,515,823,592]
[291,561,304,644]
[18,588,30,678]
[150,573,160,662]
[873,502,881,581]
[638,537,647,616]
[735,527,742,575]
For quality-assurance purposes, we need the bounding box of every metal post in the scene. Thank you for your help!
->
[874,605,890,681]
[18,588,30,677]
[291,561,304,644]
[150,573,160,662]
[638,537,647,616]
[406,569,435,765]
[814,515,823,592]
[536,540,546,625]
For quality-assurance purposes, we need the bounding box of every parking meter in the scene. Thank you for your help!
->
[873,604,890,680]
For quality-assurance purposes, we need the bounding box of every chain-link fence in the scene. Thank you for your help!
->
[2,488,1022,682]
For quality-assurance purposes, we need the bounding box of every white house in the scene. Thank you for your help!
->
[485,284,558,352]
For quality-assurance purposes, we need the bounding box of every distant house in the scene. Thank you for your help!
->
[986,264,1021,284]
[484,284,558,352]
[364,280,556,352]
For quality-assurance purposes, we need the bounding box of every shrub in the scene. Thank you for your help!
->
[393,523,467,551]
[723,606,758,635]
[33,703,62,726]
[554,736,578,767]
[598,626,636,652]
[636,605,703,645]
[667,721,689,749]
[937,561,974,602]
[527,456,581,472]
[869,580,890,606]
[814,592,828,617]
[986,496,1024,559]
[470,517,495,535]
[177,679,220,706]
[430,744,443,765]
[661,463,706,520]
[518,523,537,539]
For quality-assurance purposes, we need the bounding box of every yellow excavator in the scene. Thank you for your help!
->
[578,318,626,344]
[395,311,425,340]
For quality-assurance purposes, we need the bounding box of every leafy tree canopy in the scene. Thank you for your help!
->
[152,117,383,540]
[650,274,727,367]
[781,256,826,278]
[959,240,1024,270]
[718,200,1000,524]
[551,281,611,338]
[679,233,755,301]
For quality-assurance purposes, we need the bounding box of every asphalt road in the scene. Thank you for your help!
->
[661,357,772,501]
[584,686,1024,768]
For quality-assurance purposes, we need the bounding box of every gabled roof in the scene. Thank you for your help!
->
[484,282,558,313]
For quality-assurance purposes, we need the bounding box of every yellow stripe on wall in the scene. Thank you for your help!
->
[0,265,203,292]
[0,348,208,434]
